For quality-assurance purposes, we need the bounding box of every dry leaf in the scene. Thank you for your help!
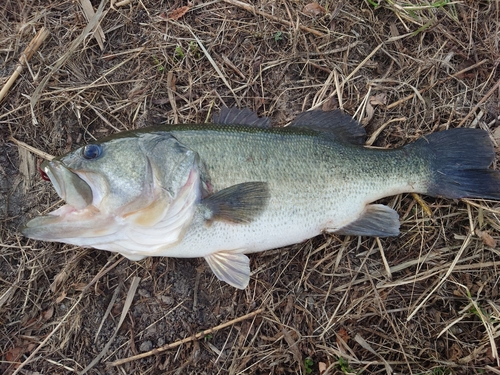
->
[369,93,387,106]
[282,329,303,367]
[319,362,327,374]
[79,0,105,50]
[363,93,387,124]
[55,291,67,304]
[486,346,495,361]
[42,306,54,321]
[337,327,350,342]
[475,229,496,248]
[72,282,88,291]
[321,96,339,111]
[303,2,325,17]
[168,6,191,20]
[364,102,375,125]
[284,295,294,314]
[448,342,463,361]
[50,268,68,293]
[5,346,23,362]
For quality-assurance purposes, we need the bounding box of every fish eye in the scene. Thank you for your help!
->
[82,144,102,160]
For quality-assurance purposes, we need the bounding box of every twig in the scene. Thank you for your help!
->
[167,71,179,124]
[112,0,132,7]
[0,27,50,103]
[221,0,326,37]
[410,193,433,218]
[406,232,473,321]
[107,307,265,366]
[30,0,107,108]
[376,238,392,281]
[458,77,500,127]
[9,136,55,160]
[80,0,106,50]
[221,54,246,79]
[11,256,123,375]
[365,117,406,146]
[80,277,141,374]
[189,29,240,104]
[387,59,489,110]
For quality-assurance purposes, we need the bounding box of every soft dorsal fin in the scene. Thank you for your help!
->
[212,107,271,128]
[289,109,366,145]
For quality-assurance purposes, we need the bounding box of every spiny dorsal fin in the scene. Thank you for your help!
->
[289,109,366,145]
[212,107,271,128]
[202,181,270,224]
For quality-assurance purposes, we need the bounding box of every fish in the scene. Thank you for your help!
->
[22,108,500,289]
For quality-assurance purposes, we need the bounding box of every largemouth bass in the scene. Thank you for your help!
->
[22,108,500,288]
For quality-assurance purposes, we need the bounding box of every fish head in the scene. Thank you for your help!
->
[22,131,200,255]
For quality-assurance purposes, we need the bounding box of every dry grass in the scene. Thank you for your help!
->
[1,0,500,374]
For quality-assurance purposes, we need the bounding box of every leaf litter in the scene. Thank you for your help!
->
[1,0,500,374]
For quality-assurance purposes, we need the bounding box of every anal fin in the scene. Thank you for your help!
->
[335,204,400,237]
[204,251,250,289]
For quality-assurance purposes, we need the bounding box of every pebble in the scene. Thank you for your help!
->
[139,340,153,352]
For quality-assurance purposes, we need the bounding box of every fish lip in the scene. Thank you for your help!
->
[22,161,95,239]
[41,160,63,201]
[41,160,93,211]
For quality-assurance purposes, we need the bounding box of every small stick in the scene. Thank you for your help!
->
[387,59,488,110]
[107,307,265,366]
[221,54,246,79]
[0,27,50,103]
[11,256,123,375]
[411,192,433,218]
[222,0,326,37]
[458,77,500,127]
[113,0,132,7]
[9,136,55,160]
[364,117,406,146]
[167,71,179,124]
[376,237,392,281]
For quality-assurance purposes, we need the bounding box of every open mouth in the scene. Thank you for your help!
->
[40,160,93,211]
[22,160,100,240]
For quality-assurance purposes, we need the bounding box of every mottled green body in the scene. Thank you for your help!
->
[153,124,431,258]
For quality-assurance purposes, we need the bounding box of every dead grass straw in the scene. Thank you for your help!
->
[0,27,49,102]
[108,308,265,367]
[2,0,500,374]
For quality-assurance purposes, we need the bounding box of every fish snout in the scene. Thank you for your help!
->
[41,160,93,209]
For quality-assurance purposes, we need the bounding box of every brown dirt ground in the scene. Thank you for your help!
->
[1,0,500,374]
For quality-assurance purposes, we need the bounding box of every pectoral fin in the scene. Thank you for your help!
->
[204,251,250,289]
[335,204,400,237]
[202,182,270,223]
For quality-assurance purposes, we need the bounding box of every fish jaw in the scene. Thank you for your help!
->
[21,205,117,241]
[23,160,116,242]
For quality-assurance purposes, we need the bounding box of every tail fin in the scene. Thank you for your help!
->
[413,128,500,200]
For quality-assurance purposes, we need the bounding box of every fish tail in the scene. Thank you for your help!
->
[413,128,500,200]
